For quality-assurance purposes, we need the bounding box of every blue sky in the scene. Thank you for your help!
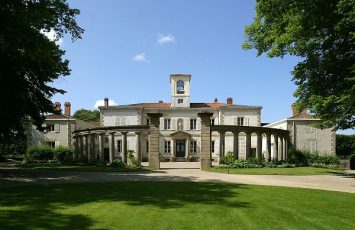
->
[52,0,353,134]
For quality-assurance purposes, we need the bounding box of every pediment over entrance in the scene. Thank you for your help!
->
[171,131,191,139]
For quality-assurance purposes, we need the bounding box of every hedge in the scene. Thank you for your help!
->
[25,145,73,163]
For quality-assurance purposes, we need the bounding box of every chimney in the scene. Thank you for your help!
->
[227,97,233,105]
[214,98,218,103]
[104,97,109,107]
[64,102,71,116]
[159,100,163,103]
[53,102,61,114]
[292,103,307,116]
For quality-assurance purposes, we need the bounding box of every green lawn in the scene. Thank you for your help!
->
[208,166,346,175]
[19,163,152,172]
[0,182,353,230]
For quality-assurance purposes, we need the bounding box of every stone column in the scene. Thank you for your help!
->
[98,133,105,161]
[90,133,96,161]
[219,131,225,164]
[266,133,272,161]
[147,113,163,169]
[185,140,190,161]
[72,135,78,159]
[273,134,279,161]
[284,138,288,160]
[245,131,252,159]
[83,134,88,160]
[86,134,91,162]
[256,132,263,160]
[280,136,284,161]
[135,132,142,165]
[109,132,115,163]
[171,139,175,161]
[122,132,128,164]
[198,112,214,170]
[232,131,239,160]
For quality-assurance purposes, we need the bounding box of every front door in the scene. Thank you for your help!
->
[176,140,186,157]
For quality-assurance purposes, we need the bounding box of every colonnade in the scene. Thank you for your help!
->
[211,126,290,163]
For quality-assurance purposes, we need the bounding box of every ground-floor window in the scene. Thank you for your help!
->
[46,141,55,148]
[306,140,317,152]
[211,141,215,153]
[239,138,246,154]
[190,140,197,154]
[164,141,171,154]
[117,140,122,153]
[146,141,149,153]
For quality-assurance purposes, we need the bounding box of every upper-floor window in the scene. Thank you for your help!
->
[146,118,150,125]
[115,117,125,126]
[237,117,244,126]
[190,141,197,154]
[306,126,316,133]
[190,118,197,130]
[164,118,171,130]
[177,98,183,104]
[211,118,215,126]
[176,80,184,94]
[211,141,215,153]
[47,124,55,132]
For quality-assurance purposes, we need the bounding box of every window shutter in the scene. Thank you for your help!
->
[246,118,249,126]
[54,124,60,133]
[197,117,201,130]
[171,118,175,130]
[55,141,60,147]
[185,118,190,130]
[160,118,164,130]
[197,140,201,153]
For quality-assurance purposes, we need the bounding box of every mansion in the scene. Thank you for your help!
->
[28,74,335,167]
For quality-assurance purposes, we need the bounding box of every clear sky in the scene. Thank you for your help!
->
[52,0,353,134]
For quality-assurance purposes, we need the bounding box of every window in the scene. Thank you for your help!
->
[307,140,317,152]
[210,118,215,126]
[164,118,171,130]
[190,141,197,154]
[190,118,197,130]
[306,126,316,133]
[47,124,55,132]
[46,141,55,148]
[117,140,122,153]
[146,141,149,153]
[176,80,184,94]
[177,98,183,104]
[164,141,171,154]
[146,118,150,125]
[237,117,244,126]
[211,141,215,153]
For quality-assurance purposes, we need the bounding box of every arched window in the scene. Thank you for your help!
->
[176,80,184,94]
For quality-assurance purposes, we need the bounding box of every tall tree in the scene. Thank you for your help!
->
[73,109,100,123]
[243,0,355,130]
[0,0,83,141]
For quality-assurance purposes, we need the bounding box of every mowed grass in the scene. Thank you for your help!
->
[208,166,345,175]
[20,163,152,172]
[0,182,353,230]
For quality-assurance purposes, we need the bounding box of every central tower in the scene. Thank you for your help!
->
[170,74,191,108]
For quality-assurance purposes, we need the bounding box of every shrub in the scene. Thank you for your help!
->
[277,163,296,168]
[53,146,74,163]
[310,163,339,170]
[350,154,355,170]
[221,152,234,165]
[110,159,126,168]
[287,148,308,166]
[336,134,355,158]
[25,146,54,163]
[230,159,262,168]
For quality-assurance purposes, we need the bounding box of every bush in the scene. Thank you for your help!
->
[287,148,308,166]
[25,146,54,163]
[110,159,126,168]
[350,154,355,170]
[53,146,74,163]
[336,134,355,158]
[221,152,234,165]
[230,159,262,168]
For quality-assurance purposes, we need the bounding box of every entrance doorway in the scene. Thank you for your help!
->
[176,140,185,157]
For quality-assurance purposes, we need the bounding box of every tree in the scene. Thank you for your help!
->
[243,0,355,130]
[73,109,100,123]
[0,0,84,141]
[336,134,355,158]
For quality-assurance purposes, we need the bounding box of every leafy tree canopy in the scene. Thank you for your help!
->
[243,0,355,130]
[73,109,100,123]
[0,0,83,140]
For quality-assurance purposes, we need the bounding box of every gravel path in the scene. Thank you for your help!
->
[1,162,354,193]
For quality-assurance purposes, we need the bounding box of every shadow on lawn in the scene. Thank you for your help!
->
[0,181,250,230]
